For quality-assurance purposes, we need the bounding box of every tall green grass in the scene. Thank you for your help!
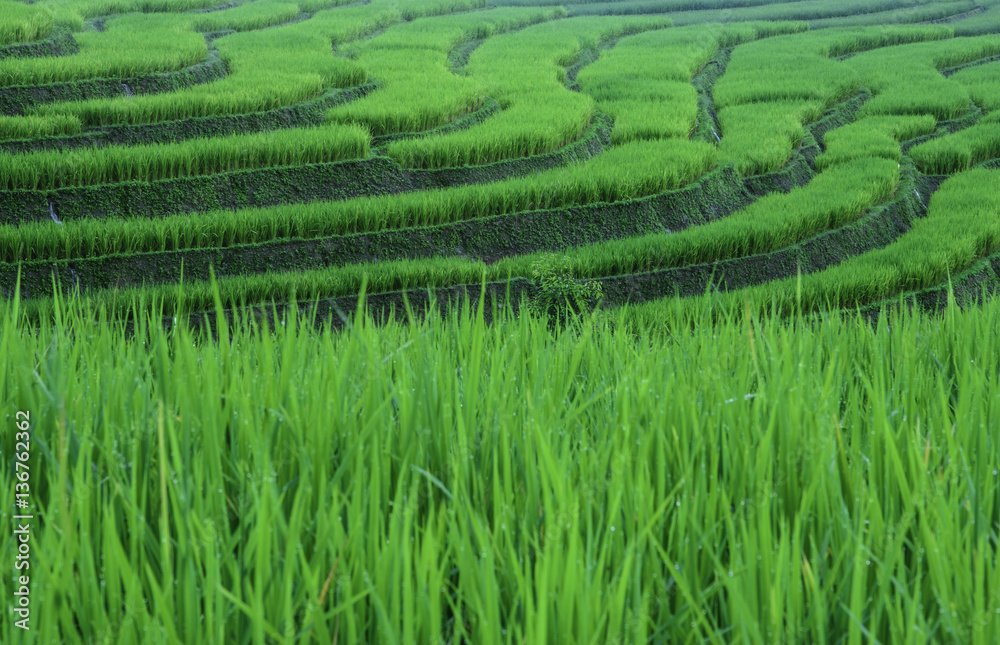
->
[0,124,369,190]
[718,100,823,175]
[34,0,222,29]
[575,23,736,143]
[571,0,961,23]
[950,60,1000,113]
[187,0,304,33]
[713,26,951,109]
[6,270,1000,643]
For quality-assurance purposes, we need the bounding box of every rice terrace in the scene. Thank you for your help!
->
[8,0,1000,642]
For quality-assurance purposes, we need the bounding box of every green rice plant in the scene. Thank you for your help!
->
[950,61,1000,113]
[0,138,716,261]
[952,2,1000,37]
[571,0,959,22]
[0,13,206,86]
[187,0,304,32]
[10,270,1000,643]
[35,0,224,29]
[0,124,369,190]
[713,26,950,110]
[32,1,484,127]
[25,153,893,316]
[810,1,976,29]
[717,100,823,175]
[633,166,1000,318]
[32,5,394,126]
[492,0,806,7]
[384,16,671,168]
[814,114,936,170]
[576,24,720,143]
[0,114,82,140]
[577,23,777,142]
[910,119,1000,174]
[327,7,561,136]
[0,0,54,45]
[496,155,900,280]
[849,35,1000,120]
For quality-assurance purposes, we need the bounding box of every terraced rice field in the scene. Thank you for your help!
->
[4,0,1000,642]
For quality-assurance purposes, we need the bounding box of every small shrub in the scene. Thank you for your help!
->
[529,254,603,321]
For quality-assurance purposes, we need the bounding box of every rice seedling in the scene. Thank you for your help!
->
[30,4,402,126]
[34,0,226,29]
[11,3,1000,644]
[0,124,369,190]
[713,26,950,110]
[809,1,976,29]
[949,60,1000,113]
[21,153,894,316]
[568,0,960,23]
[187,0,304,33]
[952,1,1000,37]
[576,24,736,143]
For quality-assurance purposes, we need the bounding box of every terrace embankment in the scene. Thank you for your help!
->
[0,82,382,154]
[371,97,501,147]
[165,163,933,333]
[691,46,730,145]
[0,40,227,116]
[0,113,613,224]
[2,84,873,299]
[0,30,79,59]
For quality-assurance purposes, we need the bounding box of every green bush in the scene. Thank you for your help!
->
[529,254,604,320]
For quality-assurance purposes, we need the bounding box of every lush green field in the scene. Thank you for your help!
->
[4,0,1000,642]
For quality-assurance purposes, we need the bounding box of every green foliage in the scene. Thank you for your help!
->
[529,253,603,319]
[850,35,1000,120]
[33,5,397,125]
[629,166,1000,320]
